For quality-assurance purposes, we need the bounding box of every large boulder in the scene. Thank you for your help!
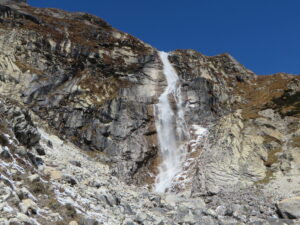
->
[276,197,300,219]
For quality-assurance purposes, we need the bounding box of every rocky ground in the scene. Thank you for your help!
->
[1,0,300,224]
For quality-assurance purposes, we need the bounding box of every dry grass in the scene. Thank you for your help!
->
[14,60,43,75]
[10,5,152,56]
[78,76,131,106]
[233,74,300,120]
[24,175,82,224]
[18,6,104,48]
[256,147,282,185]
[292,136,300,148]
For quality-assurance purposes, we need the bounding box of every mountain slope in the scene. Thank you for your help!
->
[0,1,300,224]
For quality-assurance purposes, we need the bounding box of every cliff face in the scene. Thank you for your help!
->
[1,1,300,224]
[0,2,159,185]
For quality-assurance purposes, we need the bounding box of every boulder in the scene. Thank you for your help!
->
[0,133,10,146]
[27,174,40,182]
[276,197,300,219]
[44,167,62,180]
[35,146,46,156]
[69,221,79,225]
[19,199,37,215]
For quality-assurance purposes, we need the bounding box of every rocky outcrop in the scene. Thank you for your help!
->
[0,3,159,184]
[0,2,236,186]
[276,197,300,219]
[0,99,40,148]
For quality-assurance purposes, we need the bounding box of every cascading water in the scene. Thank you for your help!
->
[154,51,190,193]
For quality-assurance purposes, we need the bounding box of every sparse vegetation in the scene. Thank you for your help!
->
[15,60,44,75]
[292,136,300,148]
[270,90,300,117]
[233,74,300,120]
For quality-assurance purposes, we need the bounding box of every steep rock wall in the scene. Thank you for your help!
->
[0,2,300,197]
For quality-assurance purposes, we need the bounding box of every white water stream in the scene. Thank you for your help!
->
[154,51,190,193]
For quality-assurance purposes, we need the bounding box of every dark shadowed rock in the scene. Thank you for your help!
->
[0,133,10,146]
[0,148,12,159]
[35,146,46,156]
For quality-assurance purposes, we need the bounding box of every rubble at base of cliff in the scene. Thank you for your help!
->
[0,103,299,225]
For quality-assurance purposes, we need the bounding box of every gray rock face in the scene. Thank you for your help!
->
[0,3,245,187]
[276,197,300,219]
[0,100,40,148]
[0,3,158,184]
[0,4,235,186]
[0,101,44,172]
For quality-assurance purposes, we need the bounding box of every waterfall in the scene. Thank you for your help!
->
[154,51,189,193]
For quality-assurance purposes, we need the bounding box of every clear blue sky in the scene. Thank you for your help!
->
[28,0,299,75]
